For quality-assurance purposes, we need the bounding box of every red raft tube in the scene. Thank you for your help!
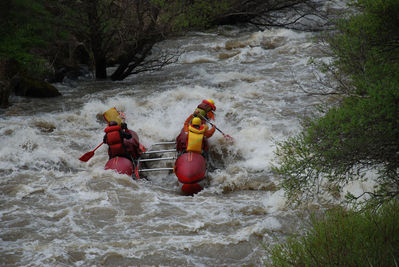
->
[174,151,207,195]
[105,156,134,176]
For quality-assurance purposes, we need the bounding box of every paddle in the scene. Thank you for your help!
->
[134,143,147,179]
[79,142,104,162]
[197,113,234,141]
[139,143,146,153]
[134,160,141,179]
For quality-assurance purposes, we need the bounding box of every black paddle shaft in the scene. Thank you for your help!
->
[196,113,232,139]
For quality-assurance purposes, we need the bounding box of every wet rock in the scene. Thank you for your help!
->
[11,75,61,98]
[218,51,240,60]
[49,64,92,83]
[0,81,11,108]
[0,59,18,108]
[34,121,56,133]
[260,35,286,49]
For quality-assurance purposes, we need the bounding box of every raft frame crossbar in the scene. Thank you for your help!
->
[151,142,176,145]
[139,167,174,172]
[143,149,176,154]
[139,157,176,162]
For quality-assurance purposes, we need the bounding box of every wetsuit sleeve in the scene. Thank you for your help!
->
[183,114,194,132]
[204,125,216,138]
[131,137,141,158]
[202,137,209,152]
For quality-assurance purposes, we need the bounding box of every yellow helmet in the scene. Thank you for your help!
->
[207,99,215,105]
[192,117,202,126]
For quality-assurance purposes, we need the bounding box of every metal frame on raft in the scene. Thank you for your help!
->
[137,141,176,173]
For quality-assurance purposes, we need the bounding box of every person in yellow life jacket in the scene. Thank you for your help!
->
[184,99,216,138]
[176,117,209,157]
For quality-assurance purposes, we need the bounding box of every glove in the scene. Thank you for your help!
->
[123,132,132,139]
[121,122,128,129]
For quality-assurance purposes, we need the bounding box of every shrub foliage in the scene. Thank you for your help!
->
[269,201,399,267]
[273,0,399,205]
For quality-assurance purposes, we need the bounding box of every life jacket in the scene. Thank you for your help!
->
[187,125,206,154]
[104,125,126,158]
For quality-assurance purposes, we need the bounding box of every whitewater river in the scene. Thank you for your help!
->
[1,5,369,266]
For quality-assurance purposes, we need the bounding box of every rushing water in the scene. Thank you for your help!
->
[1,4,371,266]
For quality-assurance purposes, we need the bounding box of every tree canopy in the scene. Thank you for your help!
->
[0,0,323,81]
[0,0,62,77]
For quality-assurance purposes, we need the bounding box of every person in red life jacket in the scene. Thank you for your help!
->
[120,121,143,160]
[103,107,144,161]
[177,117,209,157]
[183,99,216,138]
[103,121,140,160]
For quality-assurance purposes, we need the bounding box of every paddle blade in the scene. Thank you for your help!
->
[139,143,146,153]
[134,162,140,179]
[79,151,94,162]
[223,133,234,142]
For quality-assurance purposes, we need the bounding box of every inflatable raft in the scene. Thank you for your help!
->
[174,151,207,195]
[103,136,208,195]
[173,127,208,195]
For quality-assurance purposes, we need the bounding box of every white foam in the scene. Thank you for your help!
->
[342,174,378,202]
[263,190,287,213]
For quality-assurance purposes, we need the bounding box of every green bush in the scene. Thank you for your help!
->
[273,0,399,205]
[269,201,399,267]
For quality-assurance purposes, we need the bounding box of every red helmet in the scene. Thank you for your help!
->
[202,99,216,111]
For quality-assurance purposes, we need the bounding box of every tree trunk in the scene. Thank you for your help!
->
[110,41,157,81]
[110,60,129,81]
[86,0,107,80]
[94,52,107,79]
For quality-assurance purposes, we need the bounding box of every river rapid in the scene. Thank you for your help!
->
[1,4,369,266]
